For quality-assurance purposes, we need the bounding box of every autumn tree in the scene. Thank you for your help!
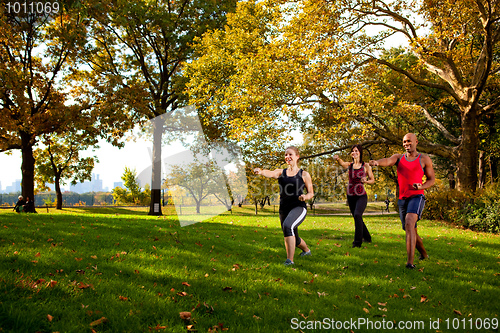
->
[311,0,500,192]
[83,0,237,215]
[193,1,305,156]
[186,0,500,192]
[34,131,97,209]
[0,3,93,204]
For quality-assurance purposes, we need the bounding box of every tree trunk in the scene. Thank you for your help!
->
[456,109,479,192]
[21,131,36,212]
[148,117,164,216]
[55,173,63,210]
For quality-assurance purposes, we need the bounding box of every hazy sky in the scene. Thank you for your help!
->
[0,137,185,192]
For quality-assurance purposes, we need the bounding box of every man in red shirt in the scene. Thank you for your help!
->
[370,133,436,269]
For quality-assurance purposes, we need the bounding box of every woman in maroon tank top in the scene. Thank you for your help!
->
[334,144,375,247]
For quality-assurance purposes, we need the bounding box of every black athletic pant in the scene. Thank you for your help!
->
[347,194,371,246]
[279,206,307,247]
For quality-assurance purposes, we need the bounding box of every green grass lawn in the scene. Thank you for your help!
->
[0,206,498,332]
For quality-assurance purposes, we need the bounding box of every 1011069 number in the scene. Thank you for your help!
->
[444,318,498,330]
[5,1,60,15]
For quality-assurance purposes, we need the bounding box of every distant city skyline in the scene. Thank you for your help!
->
[0,173,110,194]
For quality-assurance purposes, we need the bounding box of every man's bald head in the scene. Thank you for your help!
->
[403,133,418,142]
[403,133,418,154]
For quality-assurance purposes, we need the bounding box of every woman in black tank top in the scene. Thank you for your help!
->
[254,146,314,266]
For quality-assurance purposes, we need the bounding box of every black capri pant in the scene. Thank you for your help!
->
[279,206,307,247]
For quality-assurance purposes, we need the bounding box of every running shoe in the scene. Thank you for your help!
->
[299,251,311,256]
[284,259,294,266]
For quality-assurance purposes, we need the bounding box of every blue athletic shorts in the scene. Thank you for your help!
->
[397,194,425,230]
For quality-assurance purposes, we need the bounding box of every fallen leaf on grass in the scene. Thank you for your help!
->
[119,296,128,301]
[89,317,108,327]
[182,282,191,287]
[363,308,370,313]
[203,302,214,313]
[208,323,228,332]
[378,302,387,306]
[47,314,53,322]
[34,279,46,287]
[78,282,93,289]
[149,324,167,331]
[420,295,428,303]
[454,309,463,316]
[365,301,372,308]
[179,312,191,321]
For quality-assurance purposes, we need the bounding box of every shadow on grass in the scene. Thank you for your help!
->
[0,211,498,332]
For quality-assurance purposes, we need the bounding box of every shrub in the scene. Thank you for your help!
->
[424,183,500,233]
[423,189,474,222]
[461,201,500,233]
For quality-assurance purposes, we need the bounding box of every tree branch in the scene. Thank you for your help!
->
[300,140,388,160]
[415,105,460,144]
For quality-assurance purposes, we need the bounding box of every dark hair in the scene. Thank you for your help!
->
[351,144,363,162]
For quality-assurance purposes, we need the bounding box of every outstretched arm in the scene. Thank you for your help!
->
[333,155,350,169]
[369,154,402,167]
[254,168,282,179]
